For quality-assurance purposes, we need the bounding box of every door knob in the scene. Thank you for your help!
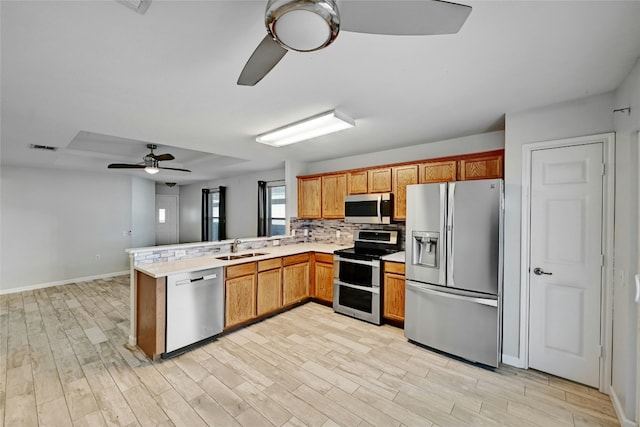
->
[533,267,552,276]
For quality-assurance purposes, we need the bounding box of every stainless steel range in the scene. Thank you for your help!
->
[333,229,400,325]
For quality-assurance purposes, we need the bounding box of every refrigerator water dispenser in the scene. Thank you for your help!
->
[412,231,439,268]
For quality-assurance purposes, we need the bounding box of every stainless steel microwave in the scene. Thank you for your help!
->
[344,193,393,224]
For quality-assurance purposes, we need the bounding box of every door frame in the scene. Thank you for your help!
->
[519,132,615,393]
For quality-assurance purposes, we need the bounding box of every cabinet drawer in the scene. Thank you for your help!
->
[283,253,310,266]
[258,257,281,272]
[314,252,334,264]
[226,262,256,279]
[385,261,405,275]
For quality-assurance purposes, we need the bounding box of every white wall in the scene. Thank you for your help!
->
[612,57,640,422]
[131,177,156,248]
[156,183,180,196]
[306,131,505,175]
[0,166,138,292]
[179,168,286,242]
[179,183,204,243]
[503,92,615,360]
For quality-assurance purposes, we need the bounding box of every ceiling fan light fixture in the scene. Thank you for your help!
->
[256,109,355,147]
[144,158,160,174]
[266,0,339,52]
[145,165,160,174]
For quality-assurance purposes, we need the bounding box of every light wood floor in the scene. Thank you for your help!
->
[0,275,619,427]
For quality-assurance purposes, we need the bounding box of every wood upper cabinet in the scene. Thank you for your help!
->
[298,176,322,219]
[313,253,334,303]
[225,262,257,328]
[283,253,310,306]
[321,174,347,218]
[368,167,392,193]
[419,160,457,183]
[392,164,418,221]
[347,170,368,194]
[383,261,405,322]
[458,152,503,181]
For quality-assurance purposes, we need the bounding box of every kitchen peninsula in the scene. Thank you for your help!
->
[127,240,347,360]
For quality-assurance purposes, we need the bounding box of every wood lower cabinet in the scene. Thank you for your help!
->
[392,164,418,221]
[283,253,310,306]
[225,262,257,328]
[383,261,405,323]
[420,160,457,183]
[321,174,347,218]
[298,176,322,219]
[257,258,282,316]
[136,271,166,360]
[313,253,334,303]
[458,152,503,180]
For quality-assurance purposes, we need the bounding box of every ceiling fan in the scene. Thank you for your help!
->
[107,144,191,174]
[237,0,472,86]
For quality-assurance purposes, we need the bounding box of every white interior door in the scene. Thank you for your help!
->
[156,195,179,245]
[528,142,603,388]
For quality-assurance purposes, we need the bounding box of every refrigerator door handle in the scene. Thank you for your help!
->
[406,281,498,307]
[447,182,456,287]
[439,184,447,286]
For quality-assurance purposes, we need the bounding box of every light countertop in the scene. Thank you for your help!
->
[381,251,406,263]
[135,242,350,278]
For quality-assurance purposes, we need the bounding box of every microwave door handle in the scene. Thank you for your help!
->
[377,194,382,223]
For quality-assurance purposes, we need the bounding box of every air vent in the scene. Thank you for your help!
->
[29,144,59,152]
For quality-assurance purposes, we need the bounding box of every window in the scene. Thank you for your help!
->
[202,187,226,241]
[267,183,286,236]
[209,190,220,241]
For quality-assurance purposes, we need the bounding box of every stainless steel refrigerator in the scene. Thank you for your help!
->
[404,179,503,367]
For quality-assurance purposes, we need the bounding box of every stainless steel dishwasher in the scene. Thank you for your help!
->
[165,267,223,355]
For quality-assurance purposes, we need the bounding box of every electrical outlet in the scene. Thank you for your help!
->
[174,249,186,257]
[303,229,308,236]
[336,230,341,239]
[292,230,296,236]
[95,254,101,261]
[272,239,280,246]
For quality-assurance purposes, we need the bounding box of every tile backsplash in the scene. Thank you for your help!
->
[289,218,405,249]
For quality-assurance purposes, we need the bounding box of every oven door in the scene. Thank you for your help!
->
[334,255,380,287]
[333,281,381,325]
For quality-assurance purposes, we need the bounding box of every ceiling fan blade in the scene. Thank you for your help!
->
[159,166,192,173]
[339,0,472,36]
[108,163,144,169]
[237,34,288,86]
[152,153,175,161]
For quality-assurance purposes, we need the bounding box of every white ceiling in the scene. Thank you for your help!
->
[2,1,640,185]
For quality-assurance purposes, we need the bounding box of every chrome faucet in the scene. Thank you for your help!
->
[231,238,241,253]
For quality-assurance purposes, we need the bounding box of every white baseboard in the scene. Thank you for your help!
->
[501,353,525,368]
[610,386,638,427]
[0,271,129,295]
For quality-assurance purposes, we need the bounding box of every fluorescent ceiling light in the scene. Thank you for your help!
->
[256,110,355,147]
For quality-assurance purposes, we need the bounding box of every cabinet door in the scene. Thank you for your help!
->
[225,274,256,327]
[321,174,347,218]
[283,262,310,306]
[368,167,392,193]
[298,177,322,219]
[383,271,405,322]
[458,153,503,180]
[314,262,334,303]
[347,170,368,194]
[257,268,282,316]
[392,164,418,221]
[419,160,457,183]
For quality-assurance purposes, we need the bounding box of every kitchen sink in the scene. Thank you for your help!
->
[216,252,267,261]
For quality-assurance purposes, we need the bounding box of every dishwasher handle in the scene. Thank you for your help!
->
[174,272,217,286]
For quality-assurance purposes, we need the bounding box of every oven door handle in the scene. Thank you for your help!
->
[335,280,380,294]
[334,256,380,267]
